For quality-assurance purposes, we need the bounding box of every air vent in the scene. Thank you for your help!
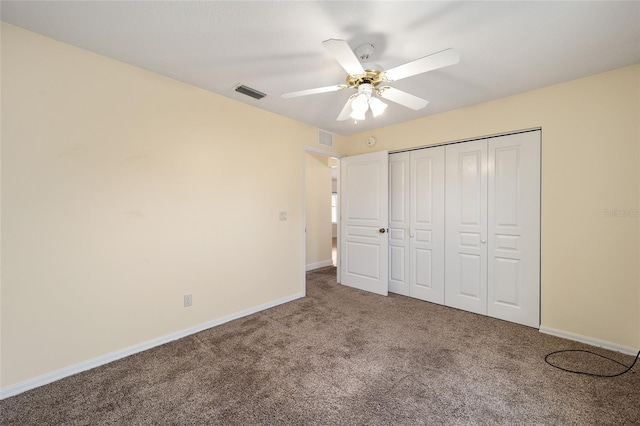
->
[235,85,266,100]
[318,129,333,147]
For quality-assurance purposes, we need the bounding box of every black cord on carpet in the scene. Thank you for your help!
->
[545,349,640,378]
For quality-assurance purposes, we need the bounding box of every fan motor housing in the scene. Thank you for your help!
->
[346,69,386,90]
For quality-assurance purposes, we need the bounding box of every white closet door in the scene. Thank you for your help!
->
[445,140,488,315]
[388,152,410,296]
[487,131,540,327]
[409,147,445,303]
[340,151,389,296]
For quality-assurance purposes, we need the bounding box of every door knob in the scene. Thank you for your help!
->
[379,228,386,233]
[481,239,487,244]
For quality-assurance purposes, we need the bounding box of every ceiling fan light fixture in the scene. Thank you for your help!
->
[351,94,370,113]
[369,97,388,117]
[358,83,374,97]
[350,83,374,120]
[349,108,366,121]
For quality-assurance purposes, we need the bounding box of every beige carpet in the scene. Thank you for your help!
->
[1,266,638,425]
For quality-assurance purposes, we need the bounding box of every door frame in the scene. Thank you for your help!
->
[302,146,343,296]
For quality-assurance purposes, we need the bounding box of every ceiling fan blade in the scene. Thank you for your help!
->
[322,39,365,76]
[379,87,429,110]
[384,48,460,81]
[281,84,346,99]
[336,96,355,121]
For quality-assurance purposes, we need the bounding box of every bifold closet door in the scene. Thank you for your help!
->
[445,139,488,315]
[390,131,540,327]
[409,147,445,303]
[388,149,445,302]
[388,152,410,296]
[487,132,540,327]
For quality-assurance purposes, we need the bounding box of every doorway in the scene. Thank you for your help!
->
[303,148,341,294]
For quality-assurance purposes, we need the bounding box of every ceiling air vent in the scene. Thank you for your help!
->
[235,85,266,100]
[318,129,333,147]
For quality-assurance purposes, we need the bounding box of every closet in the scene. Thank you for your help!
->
[389,130,540,328]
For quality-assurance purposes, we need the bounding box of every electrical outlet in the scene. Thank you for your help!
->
[279,211,287,221]
[184,294,192,307]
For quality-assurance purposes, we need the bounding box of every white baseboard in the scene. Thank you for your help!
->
[539,326,639,356]
[306,259,334,271]
[0,292,304,400]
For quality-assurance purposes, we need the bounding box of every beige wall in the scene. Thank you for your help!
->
[305,153,332,268]
[0,23,343,388]
[337,64,640,349]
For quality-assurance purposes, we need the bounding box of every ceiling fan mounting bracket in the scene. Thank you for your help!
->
[345,69,386,89]
[354,43,375,62]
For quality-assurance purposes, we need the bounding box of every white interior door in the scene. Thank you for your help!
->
[410,147,445,303]
[487,131,541,327]
[388,152,410,296]
[445,140,488,315]
[340,151,389,296]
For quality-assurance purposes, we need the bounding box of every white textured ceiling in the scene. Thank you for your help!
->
[2,1,639,136]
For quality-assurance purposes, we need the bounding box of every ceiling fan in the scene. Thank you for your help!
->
[281,39,460,121]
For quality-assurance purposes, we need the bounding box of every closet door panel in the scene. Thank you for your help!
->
[488,132,540,327]
[409,147,445,303]
[388,152,410,296]
[445,140,488,315]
